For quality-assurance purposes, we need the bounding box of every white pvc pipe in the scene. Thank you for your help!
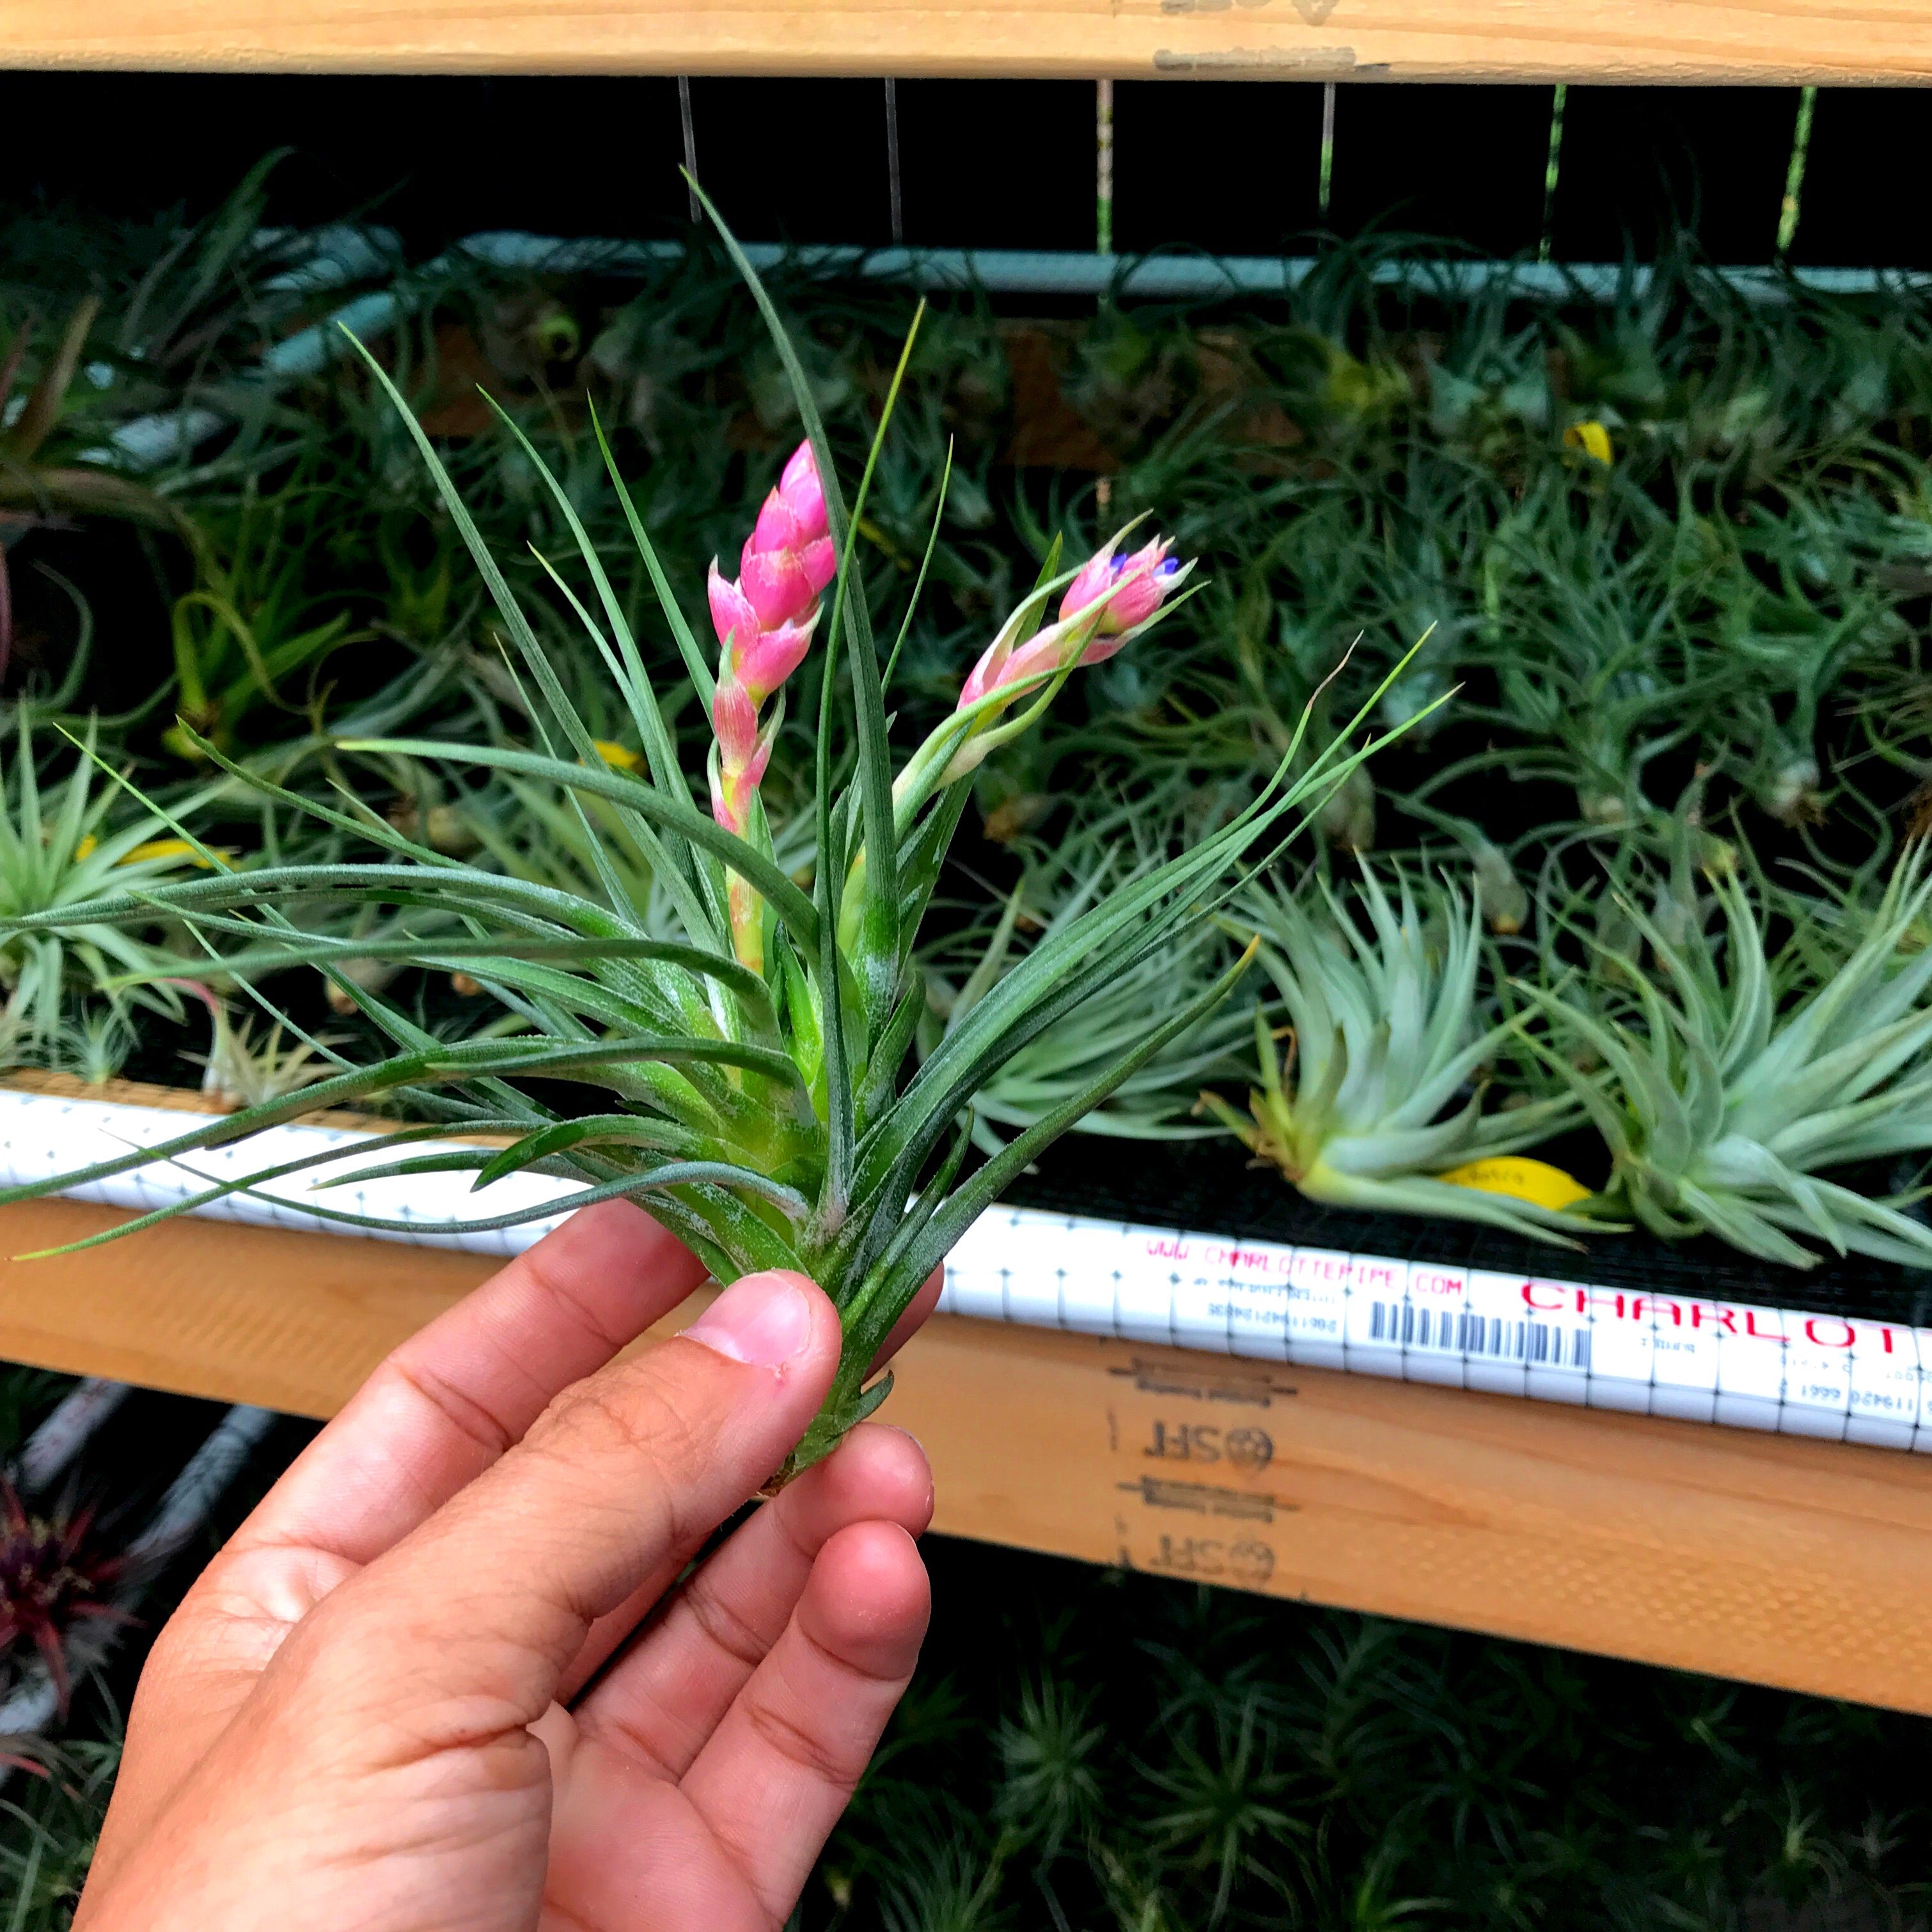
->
[0,1402,278,1768]
[123,1404,278,1569]
[6,1088,1928,1456]
[454,230,1932,303]
[85,230,1929,476]
[14,1378,129,1495]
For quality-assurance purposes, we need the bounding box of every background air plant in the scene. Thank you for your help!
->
[163,455,372,760]
[1527,841,1932,1269]
[920,791,1254,1152]
[0,224,1399,1475]
[0,720,208,1064]
[169,978,340,1111]
[1693,489,1908,826]
[1452,476,1712,829]
[0,1482,123,1720]
[0,297,187,681]
[1200,860,1594,1243]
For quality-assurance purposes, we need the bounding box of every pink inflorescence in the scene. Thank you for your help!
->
[707,443,835,711]
[1058,537,1183,639]
[0,1481,123,1718]
[707,440,835,838]
[960,533,1186,711]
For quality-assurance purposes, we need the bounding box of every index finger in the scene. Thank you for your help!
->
[871,1266,945,1374]
[284,1269,845,1731]
[231,1200,708,1565]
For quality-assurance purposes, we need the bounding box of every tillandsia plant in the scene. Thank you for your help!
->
[0,1480,123,1718]
[920,791,1255,1152]
[1200,860,1596,1243]
[0,719,210,1061]
[0,295,188,678]
[0,221,1408,1476]
[168,978,340,1112]
[1694,491,1906,826]
[163,457,373,761]
[1,160,319,681]
[1523,841,1932,1269]
[1451,480,1713,830]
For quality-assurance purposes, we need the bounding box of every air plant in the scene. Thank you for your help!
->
[0,1481,123,1718]
[1425,309,1555,469]
[0,1729,119,1917]
[0,221,1403,1475]
[0,720,208,1057]
[1452,480,1713,829]
[1199,861,1594,1243]
[1394,797,1531,934]
[169,979,340,1111]
[0,297,186,679]
[1255,325,1410,452]
[1524,840,1932,1269]
[921,794,1254,1152]
[164,459,374,760]
[4,1000,137,1087]
[1695,492,1907,824]
[0,159,310,680]
[1356,456,1495,742]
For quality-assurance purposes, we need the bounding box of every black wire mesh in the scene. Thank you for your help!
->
[1009,1138,1932,1330]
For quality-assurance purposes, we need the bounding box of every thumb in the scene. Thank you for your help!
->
[271,1269,843,1744]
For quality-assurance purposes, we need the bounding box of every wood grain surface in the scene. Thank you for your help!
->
[3,0,1930,84]
[4,1191,1932,1711]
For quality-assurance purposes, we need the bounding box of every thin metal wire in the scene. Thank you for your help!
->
[1777,84,1818,266]
[679,75,700,223]
[1539,82,1567,265]
[1318,82,1337,221]
[885,79,905,245]
[1096,78,1115,256]
[1096,76,1116,515]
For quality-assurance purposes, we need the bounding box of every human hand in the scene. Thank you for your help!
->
[74,1202,939,1932]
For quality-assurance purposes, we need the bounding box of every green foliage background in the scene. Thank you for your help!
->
[825,1540,1932,1932]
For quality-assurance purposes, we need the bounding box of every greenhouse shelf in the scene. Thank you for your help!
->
[2,0,1928,83]
[6,1078,1932,1715]
[10,1082,1932,1452]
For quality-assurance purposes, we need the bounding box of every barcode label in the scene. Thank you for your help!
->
[1368,1300,1592,1369]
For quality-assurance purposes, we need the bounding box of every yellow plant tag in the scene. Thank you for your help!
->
[1436,1156,1590,1212]
[1563,419,1615,465]
[119,838,224,868]
[75,835,223,868]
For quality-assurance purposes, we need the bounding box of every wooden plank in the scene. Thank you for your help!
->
[0,1067,510,1139]
[0,1198,485,1415]
[4,1194,1932,1712]
[2,0,1931,84]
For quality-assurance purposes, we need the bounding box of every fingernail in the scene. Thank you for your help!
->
[683,1272,815,1369]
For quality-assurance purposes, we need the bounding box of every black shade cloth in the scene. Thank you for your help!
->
[1009,1138,1932,1331]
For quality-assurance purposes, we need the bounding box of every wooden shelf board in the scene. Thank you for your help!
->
[3,0,1931,84]
[5,1193,1932,1714]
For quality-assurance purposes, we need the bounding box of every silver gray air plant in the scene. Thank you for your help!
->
[1525,840,1932,1269]
[1200,860,1596,1244]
